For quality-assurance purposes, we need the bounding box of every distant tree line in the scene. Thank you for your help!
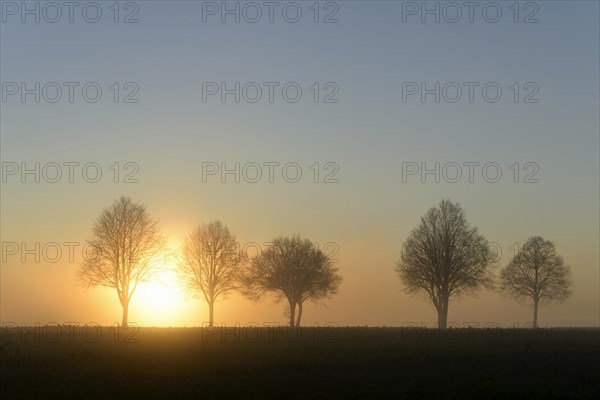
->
[78,196,573,329]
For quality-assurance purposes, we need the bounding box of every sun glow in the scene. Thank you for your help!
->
[131,259,189,326]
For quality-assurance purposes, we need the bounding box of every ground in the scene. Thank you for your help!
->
[1,326,599,399]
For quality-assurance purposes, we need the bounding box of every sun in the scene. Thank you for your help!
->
[136,269,181,310]
[131,259,188,326]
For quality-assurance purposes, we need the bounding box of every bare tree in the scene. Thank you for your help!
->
[241,235,342,327]
[500,236,573,328]
[78,196,165,326]
[178,221,242,326]
[395,199,495,329]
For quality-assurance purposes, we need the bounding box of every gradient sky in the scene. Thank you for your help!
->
[1,1,598,328]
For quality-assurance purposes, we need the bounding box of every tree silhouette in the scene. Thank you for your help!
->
[500,236,573,328]
[77,196,165,326]
[178,221,242,326]
[241,235,342,327]
[395,199,495,329]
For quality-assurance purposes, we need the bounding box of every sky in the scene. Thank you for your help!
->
[0,0,598,328]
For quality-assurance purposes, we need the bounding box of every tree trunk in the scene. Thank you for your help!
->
[288,301,296,327]
[437,308,447,330]
[533,298,539,328]
[208,300,215,327]
[437,299,448,330]
[296,302,303,327]
[122,300,129,328]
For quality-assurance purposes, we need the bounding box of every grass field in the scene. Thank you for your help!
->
[1,326,599,399]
